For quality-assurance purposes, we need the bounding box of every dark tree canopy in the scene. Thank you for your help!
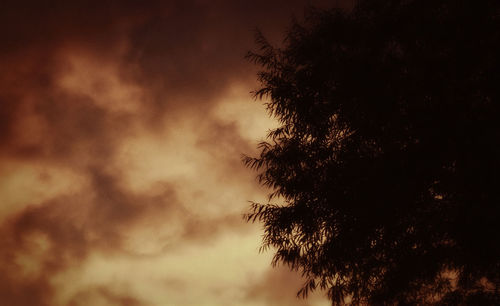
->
[244,0,500,304]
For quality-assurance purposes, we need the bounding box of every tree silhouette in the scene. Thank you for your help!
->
[244,0,500,304]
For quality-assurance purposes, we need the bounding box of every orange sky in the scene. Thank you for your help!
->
[0,1,339,305]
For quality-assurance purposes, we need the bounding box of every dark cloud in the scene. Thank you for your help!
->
[0,264,53,306]
[245,265,328,306]
[195,119,255,176]
[68,286,147,306]
[180,213,252,242]
[0,167,175,305]
[0,1,341,305]
[0,163,259,304]
[0,0,341,161]
[0,0,147,55]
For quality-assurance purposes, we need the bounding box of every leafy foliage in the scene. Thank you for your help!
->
[244,0,500,304]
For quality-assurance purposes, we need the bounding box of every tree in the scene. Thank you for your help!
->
[244,0,500,304]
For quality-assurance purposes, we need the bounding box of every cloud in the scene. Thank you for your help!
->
[0,1,339,305]
[245,265,331,306]
[67,286,147,306]
[0,166,177,305]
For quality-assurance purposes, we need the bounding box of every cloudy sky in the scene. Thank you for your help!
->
[0,1,346,305]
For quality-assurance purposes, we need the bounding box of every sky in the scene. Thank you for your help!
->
[0,1,345,305]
